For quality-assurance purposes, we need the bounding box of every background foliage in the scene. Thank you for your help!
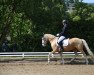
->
[0,0,94,52]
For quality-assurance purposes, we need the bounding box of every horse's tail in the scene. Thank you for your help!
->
[82,39,94,61]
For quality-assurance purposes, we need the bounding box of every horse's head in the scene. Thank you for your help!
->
[42,34,56,47]
[42,35,47,47]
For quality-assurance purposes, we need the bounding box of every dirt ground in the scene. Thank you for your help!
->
[0,61,94,75]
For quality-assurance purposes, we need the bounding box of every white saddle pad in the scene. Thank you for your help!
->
[63,38,69,46]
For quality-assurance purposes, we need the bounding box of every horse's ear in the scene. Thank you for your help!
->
[43,33,44,35]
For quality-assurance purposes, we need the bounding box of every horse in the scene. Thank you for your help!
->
[42,34,94,64]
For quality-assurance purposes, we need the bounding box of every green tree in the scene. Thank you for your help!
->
[69,2,94,51]
[0,0,67,52]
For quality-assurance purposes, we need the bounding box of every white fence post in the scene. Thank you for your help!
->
[22,53,24,57]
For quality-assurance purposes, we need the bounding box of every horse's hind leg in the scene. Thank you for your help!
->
[70,51,78,63]
[77,44,89,65]
[80,50,89,65]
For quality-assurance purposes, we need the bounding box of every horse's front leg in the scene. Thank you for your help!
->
[59,52,65,64]
[48,52,52,63]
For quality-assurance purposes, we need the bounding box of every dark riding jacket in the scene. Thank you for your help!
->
[59,23,68,38]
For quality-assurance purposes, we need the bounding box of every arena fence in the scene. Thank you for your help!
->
[0,52,82,58]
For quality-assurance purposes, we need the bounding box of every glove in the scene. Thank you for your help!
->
[56,33,59,37]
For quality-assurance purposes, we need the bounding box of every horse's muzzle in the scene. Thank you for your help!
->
[42,43,46,47]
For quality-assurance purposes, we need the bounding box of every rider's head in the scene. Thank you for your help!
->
[62,20,67,25]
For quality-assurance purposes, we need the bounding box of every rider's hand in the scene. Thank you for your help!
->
[56,33,59,37]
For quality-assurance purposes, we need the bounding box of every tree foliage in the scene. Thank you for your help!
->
[0,0,94,52]
[69,2,94,51]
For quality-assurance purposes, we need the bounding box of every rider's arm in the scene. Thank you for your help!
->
[62,24,67,34]
[59,24,67,36]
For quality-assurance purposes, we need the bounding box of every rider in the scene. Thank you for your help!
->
[57,20,68,50]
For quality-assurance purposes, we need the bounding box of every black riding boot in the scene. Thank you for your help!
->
[58,42,64,51]
[60,45,64,50]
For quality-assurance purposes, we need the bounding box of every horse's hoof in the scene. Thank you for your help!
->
[60,61,64,65]
[48,61,50,64]
[60,63,64,65]
[86,61,89,65]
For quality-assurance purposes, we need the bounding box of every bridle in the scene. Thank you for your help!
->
[42,35,56,46]
[42,37,47,46]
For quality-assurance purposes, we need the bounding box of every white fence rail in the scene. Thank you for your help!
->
[0,52,82,57]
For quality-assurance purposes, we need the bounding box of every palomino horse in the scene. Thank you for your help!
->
[42,34,94,64]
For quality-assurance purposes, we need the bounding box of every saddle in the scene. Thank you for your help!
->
[56,38,69,47]
[62,38,69,46]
